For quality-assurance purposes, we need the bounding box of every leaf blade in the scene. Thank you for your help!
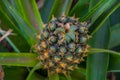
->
[2,0,37,46]
[0,53,38,67]
[48,0,73,21]
[87,19,110,80]
[70,0,89,17]
[109,24,120,48]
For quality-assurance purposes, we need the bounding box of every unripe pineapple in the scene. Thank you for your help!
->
[34,14,90,75]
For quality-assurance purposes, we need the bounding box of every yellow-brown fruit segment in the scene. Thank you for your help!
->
[34,14,90,75]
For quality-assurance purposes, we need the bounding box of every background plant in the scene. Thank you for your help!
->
[0,0,120,80]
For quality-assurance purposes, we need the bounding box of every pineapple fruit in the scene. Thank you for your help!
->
[34,14,90,75]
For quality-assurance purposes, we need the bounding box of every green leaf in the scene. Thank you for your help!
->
[2,0,37,46]
[26,62,42,80]
[48,0,73,21]
[89,1,120,35]
[70,0,89,18]
[59,75,67,80]
[9,0,24,16]
[89,48,120,56]
[20,0,43,32]
[2,36,20,52]
[80,0,119,22]
[27,72,45,80]
[109,7,120,26]
[90,0,117,22]
[109,23,120,48]
[4,67,28,80]
[0,53,38,67]
[89,0,100,9]
[87,18,110,80]
[107,7,120,72]
[40,0,54,23]
[0,28,20,52]
[71,68,86,80]
[88,48,120,72]
[108,54,120,72]
[49,73,59,80]
[0,4,30,52]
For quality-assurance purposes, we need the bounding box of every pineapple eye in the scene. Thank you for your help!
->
[43,51,49,59]
[65,54,73,62]
[41,41,47,48]
[67,65,74,71]
[49,36,57,43]
[50,46,57,52]
[49,23,56,31]
[55,67,61,73]
[73,57,80,64]
[59,62,67,69]
[62,17,68,23]
[68,17,76,23]
[58,33,62,40]
[54,55,61,62]
[51,17,57,22]
[48,61,54,67]
[37,55,44,61]
[79,36,87,44]
[42,30,49,39]
[68,43,76,52]
[59,16,68,23]
[58,52,64,56]
[79,26,86,34]
[75,46,83,54]
[43,64,48,69]
[59,46,67,53]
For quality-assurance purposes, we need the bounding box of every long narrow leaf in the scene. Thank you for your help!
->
[0,53,38,67]
[20,0,43,32]
[26,62,42,80]
[88,48,120,72]
[71,68,86,80]
[80,0,118,21]
[70,0,89,18]
[40,0,54,23]
[109,23,120,48]
[48,0,73,21]
[108,55,120,72]
[0,6,30,52]
[87,19,110,80]
[89,2,120,35]
[2,0,37,46]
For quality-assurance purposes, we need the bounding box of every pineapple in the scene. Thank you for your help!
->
[34,14,90,75]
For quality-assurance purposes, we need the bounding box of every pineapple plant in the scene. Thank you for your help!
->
[0,0,120,80]
[34,14,90,75]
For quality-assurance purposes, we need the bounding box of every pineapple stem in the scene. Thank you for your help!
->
[89,48,120,56]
